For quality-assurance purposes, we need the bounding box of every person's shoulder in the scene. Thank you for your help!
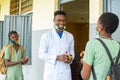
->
[42,29,52,36]
[19,45,24,48]
[87,38,100,45]
[5,44,13,49]
[64,30,73,36]
[18,45,25,51]
[89,38,101,42]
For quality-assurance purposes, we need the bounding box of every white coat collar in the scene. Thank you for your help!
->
[52,29,66,39]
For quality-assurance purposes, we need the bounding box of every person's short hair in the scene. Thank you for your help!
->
[8,31,18,38]
[98,12,119,34]
[54,10,66,17]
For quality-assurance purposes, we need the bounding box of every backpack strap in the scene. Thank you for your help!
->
[6,44,14,60]
[92,66,97,80]
[0,44,11,59]
[92,38,116,80]
[115,42,120,64]
[96,38,114,65]
[0,44,13,60]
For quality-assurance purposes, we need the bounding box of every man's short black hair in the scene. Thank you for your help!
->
[99,12,119,34]
[54,10,66,17]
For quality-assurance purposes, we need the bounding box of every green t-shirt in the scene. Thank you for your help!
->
[83,38,120,80]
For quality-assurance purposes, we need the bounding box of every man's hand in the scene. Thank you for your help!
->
[64,54,72,63]
[56,54,72,63]
[56,54,67,62]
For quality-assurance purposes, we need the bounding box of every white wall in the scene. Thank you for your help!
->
[0,0,10,21]
[32,0,55,30]
[89,0,103,39]
[23,30,47,80]
[23,0,55,80]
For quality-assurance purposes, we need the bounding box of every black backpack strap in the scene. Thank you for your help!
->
[92,38,117,80]
[115,42,120,64]
[96,38,114,65]
[92,66,97,80]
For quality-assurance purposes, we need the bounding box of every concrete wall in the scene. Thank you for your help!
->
[25,0,55,80]
[32,0,55,30]
[89,0,103,39]
[0,0,10,21]
[23,29,49,80]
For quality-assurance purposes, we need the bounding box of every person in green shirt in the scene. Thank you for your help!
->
[4,31,29,80]
[81,12,119,80]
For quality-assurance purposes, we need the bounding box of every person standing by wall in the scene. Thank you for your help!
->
[38,10,75,80]
[4,31,29,80]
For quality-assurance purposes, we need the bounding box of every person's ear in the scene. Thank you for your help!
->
[99,25,104,32]
[97,23,104,32]
[98,28,102,32]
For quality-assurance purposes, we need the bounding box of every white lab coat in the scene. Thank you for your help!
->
[38,29,74,80]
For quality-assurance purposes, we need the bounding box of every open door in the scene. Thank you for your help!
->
[59,0,89,80]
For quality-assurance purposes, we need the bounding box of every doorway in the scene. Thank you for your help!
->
[60,0,89,80]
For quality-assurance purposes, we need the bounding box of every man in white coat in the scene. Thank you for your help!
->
[38,10,75,80]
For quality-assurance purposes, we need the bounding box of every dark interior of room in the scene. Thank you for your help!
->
[60,0,89,80]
